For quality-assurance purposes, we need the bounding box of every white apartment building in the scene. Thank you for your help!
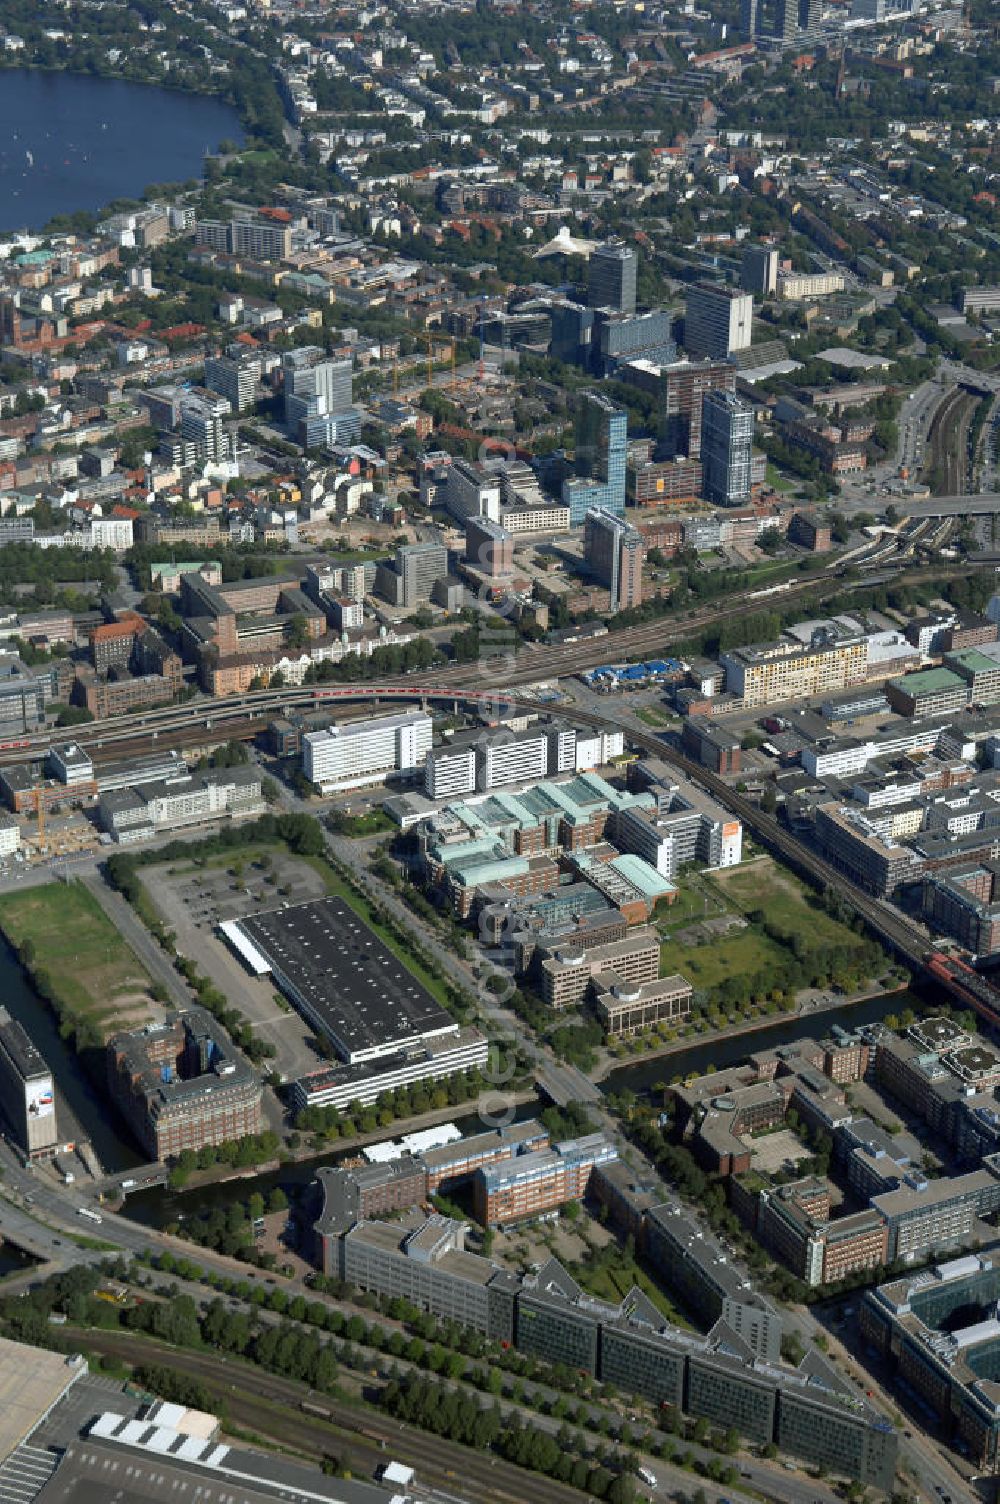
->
[444,461,502,524]
[482,732,548,790]
[425,746,478,801]
[89,517,134,551]
[576,730,625,769]
[304,711,433,791]
[721,635,869,710]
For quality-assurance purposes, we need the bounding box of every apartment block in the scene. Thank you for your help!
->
[721,633,869,710]
[303,711,432,791]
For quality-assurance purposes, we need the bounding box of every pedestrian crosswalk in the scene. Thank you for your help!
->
[0,1444,58,1504]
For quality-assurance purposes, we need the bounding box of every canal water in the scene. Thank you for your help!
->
[600,989,923,1099]
[0,940,144,1172]
[0,920,929,1229]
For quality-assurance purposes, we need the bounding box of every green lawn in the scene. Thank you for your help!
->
[710,860,867,952]
[656,875,729,933]
[661,928,781,990]
[634,705,673,729]
[569,1252,693,1328]
[0,880,154,1040]
[655,860,875,992]
[765,462,798,495]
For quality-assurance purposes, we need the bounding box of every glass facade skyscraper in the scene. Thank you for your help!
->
[701,390,755,506]
[563,391,628,525]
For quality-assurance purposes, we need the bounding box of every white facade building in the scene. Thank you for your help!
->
[304,711,433,791]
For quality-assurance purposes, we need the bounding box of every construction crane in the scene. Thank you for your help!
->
[35,784,45,850]
[419,332,457,391]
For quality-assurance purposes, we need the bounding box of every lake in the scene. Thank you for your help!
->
[0,69,243,232]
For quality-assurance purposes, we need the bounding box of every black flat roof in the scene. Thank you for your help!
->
[239,898,454,1062]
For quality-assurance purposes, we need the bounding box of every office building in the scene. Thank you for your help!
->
[551,301,596,367]
[203,350,262,413]
[465,518,514,580]
[291,1026,488,1111]
[375,543,449,607]
[309,1181,897,1490]
[886,667,969,719]
[588,241,638,316]
[283,346,353,446]
[701,390,754,506]
[584,507,642,612]
[862,1249,1000,1470]
[472,1133,618,1225]
[741,246,779,296]
[742,0,821,47]
[0,1006,58,1159]
[303,711,432,792]
[593,973,693,1038]
[644,1201,783,1360]
[312,1120,550,1267]
[611,776,743,879]
[922,863,1000,957]
[596,308,675,374]
[684,284,753,359]
[424,724,568,800]
[106,1009,263,1160]
[681,717,741,775]
[563,392,627,525]
[97,766,264,844]
[340,1216,502,1332]
[539,929,661,1009]
[0,656,67,736]
[622,356,736,458]
[815,803,924,897]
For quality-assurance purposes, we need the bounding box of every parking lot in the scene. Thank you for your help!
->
[142,850,330,1083]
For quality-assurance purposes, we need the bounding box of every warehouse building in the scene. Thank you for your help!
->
[106,1009,263,1160]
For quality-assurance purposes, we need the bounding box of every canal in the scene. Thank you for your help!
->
[600,989,923,1099]
[0,940,144,1172]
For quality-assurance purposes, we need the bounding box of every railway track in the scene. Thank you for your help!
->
[66,1329,592,1504]
[924,386,980,496]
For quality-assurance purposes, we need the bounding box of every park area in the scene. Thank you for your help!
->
[656,858,887,1010]
[0,880,158,1047]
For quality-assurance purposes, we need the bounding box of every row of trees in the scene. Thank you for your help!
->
[167,1132,282,1190]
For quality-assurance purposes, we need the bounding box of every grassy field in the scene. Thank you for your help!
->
[0,880,155,1042]
[571,1252,693,1328]
[634,705,674,729]
[661,927,781,990]
[657,859,873,991]
[710,860,867,951]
